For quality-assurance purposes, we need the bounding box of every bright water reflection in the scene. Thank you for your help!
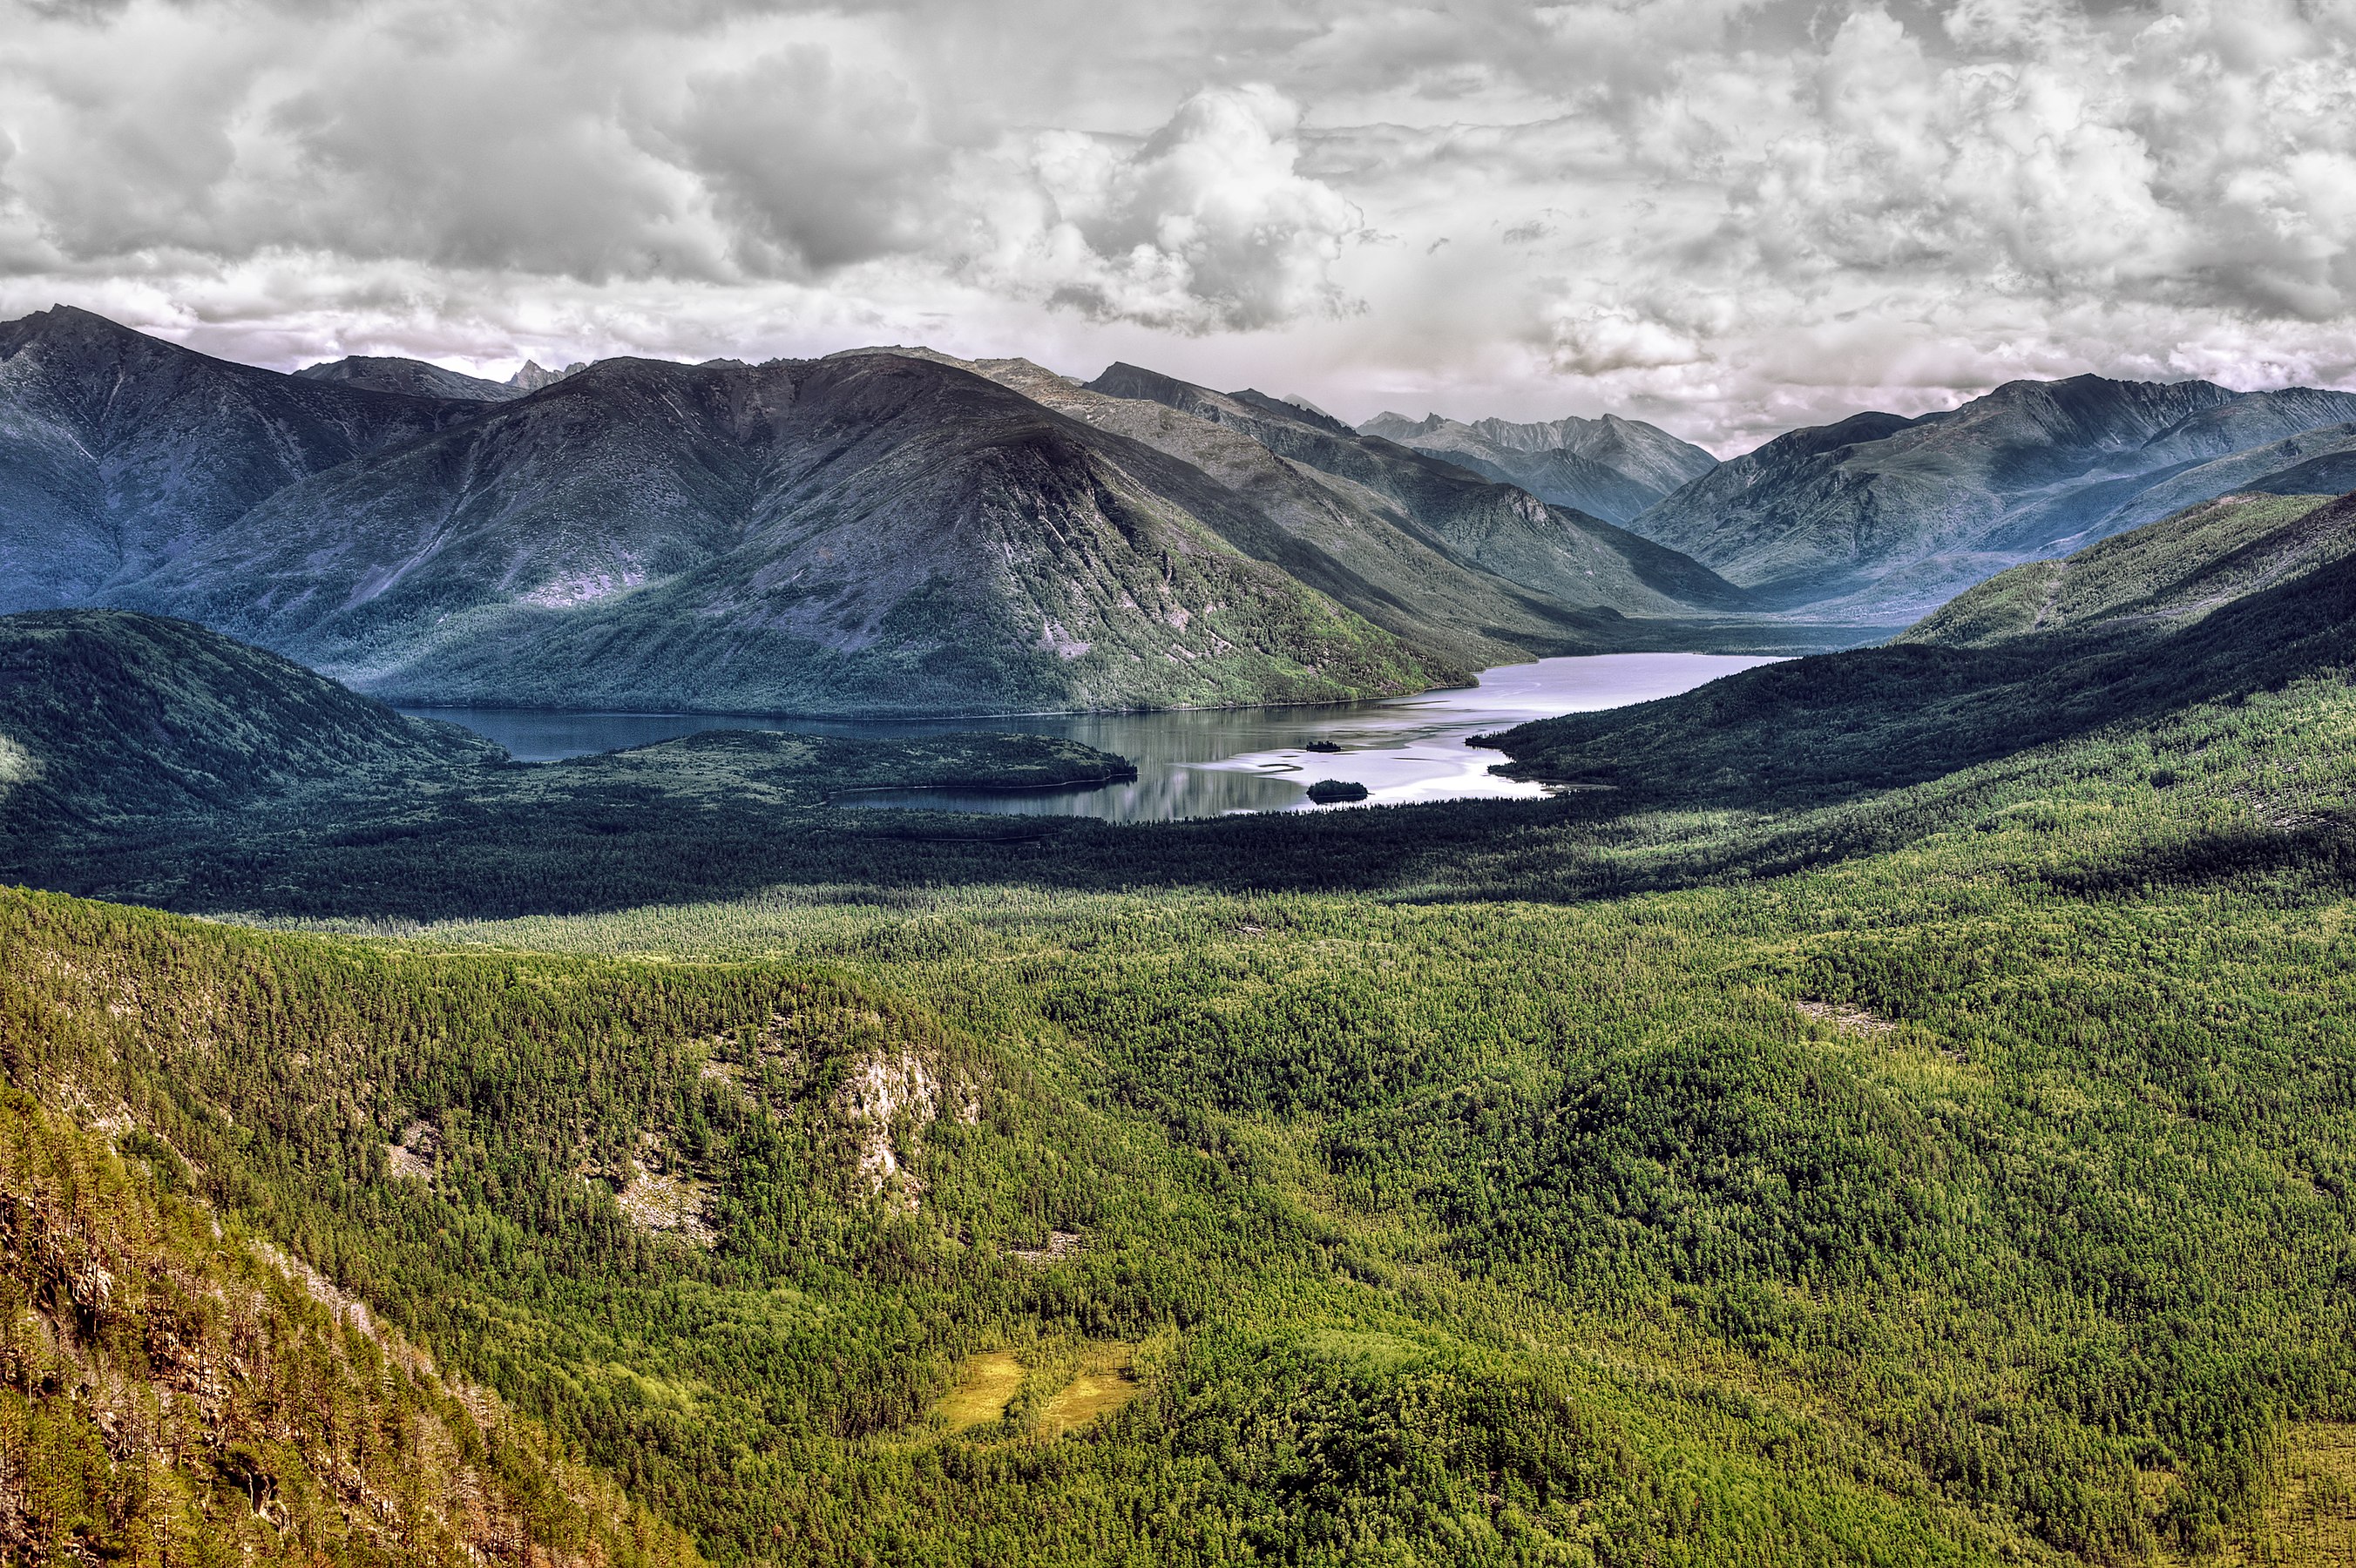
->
[400,652,1780,823]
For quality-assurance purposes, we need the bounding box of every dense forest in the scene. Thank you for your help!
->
[6,487,2356,1563]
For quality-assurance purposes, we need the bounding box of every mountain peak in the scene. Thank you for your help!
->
[23,303,140,333]
[2,303,177,359]
[1229,388,1355,436]
[508,359,587,391]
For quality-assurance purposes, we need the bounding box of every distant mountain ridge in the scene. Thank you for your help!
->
[507,357,586,390]
[2073,422,2356,543]
[1492,485,2356,805]
[1357,409,1718,524]
[44,307,2350,708]
[297,354,591,399]
[295,355,526,401]
[1084,363,1748,616]
[1627,374,2356,617]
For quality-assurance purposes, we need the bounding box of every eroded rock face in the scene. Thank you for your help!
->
[835,1051,939,1209]
[700,1009,976,1212]
[613,1132,717,1247]
[583,1129,717,1247]
[386,1118,441,1180]
[1010,1230,1084,1266]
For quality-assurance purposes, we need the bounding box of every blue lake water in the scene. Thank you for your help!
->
[399,652,1781,823]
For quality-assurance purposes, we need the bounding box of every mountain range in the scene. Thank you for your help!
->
[1357,409,1719,524]
[1367,377,2356,620]
[0,307,1765,716]
[1626,375,2356,616]
[10,304,2355,703]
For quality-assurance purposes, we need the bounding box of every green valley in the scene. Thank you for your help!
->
[7,477,2356,1568]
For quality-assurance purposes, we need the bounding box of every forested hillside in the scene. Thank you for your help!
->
[0,1069,700,1565]
[0,612,1155,919]
[9,467,2356,1564]
[13,645,2356,1563]
[1900,491,2351,649]
[0,610,498,835]
[13,506,2356,1553]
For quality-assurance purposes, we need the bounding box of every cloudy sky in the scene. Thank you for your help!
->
[4,0,2353,450]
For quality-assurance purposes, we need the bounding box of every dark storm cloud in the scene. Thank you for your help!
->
[2,0,2353,445]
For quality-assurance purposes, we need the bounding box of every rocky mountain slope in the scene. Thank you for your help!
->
[1630,375,2356,616]
[0,1078,700,1567]
[0,307,478,612]
[1357,409,1717,524]
[116,352,1457,713]
[1084,362,1749,616]
[926,352,1745,669]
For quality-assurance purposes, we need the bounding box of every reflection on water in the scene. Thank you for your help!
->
[399,652,1780,823]
[845,767,1307,819]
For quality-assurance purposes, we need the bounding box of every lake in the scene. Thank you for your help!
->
[399,652,1780,822]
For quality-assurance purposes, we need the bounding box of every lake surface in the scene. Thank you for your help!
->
[400,652,1781,822]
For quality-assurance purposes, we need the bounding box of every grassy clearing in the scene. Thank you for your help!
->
[1038,1344,1142,1436]
[938,1351,1026,1433]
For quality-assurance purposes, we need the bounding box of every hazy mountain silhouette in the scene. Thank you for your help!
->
[295,355,526,402]
[1629,375,2356,616]
[1357,410,1717,524]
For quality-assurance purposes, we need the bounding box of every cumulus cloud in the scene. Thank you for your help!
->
[1313,0,2356,444]
[958,85,1363,332]
[2,0,2355,447]
[0,3,1361,335]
